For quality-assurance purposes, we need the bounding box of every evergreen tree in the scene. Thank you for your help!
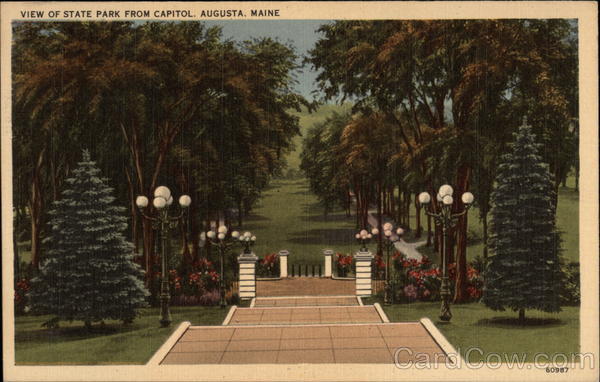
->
[29,150,148,328]
[482,118,563,322]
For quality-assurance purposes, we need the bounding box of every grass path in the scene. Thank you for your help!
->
[243,178,361,265]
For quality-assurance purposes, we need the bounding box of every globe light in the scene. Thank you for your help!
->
[360,229,368,237]
[245,236,251,242]
[239,236,245,242]
[251,236,256,241]
[439,184,454,197]
[207,231,215,239]
[367,234,373,239]
[153,196,167,209]
[442,195,454,206]
[218,225,228,234]
[231,231,240,239]
[355,233,361,239]
[179,195,191,208]
[135,195,149,208]
[244,231,251,238]
[418,192,431,205]
[217,233,225,240]
[166,196,173,206]
[384,230,392,237]
[436,194,443,202]
[462,192,474,205]
[154,186,171,201]
[396,227,404,236]
[371,228,379,236]
[383,222,393,231]
[200,232,206,241]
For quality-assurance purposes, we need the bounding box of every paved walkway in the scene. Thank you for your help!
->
[257,278,354,296]
[158,322,448,364]
[253,296,359,307]
[151,296,458,365]
[227,306,382,325]
[367,211,425,260]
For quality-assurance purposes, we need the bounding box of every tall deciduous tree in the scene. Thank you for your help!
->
[308,19,577,302]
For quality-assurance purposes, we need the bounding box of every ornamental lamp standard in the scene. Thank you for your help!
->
[355,227,378,252]
[207,227,255,308]
[136,186,191,327]
[382,223,404,305]
[418,185,474,322]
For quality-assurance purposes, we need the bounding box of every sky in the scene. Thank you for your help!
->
[204,20,330,102]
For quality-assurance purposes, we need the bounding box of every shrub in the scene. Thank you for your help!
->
[334,253,353,277]
[372,255,386,280]
[256,253,280,277]
[392,252,483,303]
[559,262,580,305]
[14,278,30,315]
[160,257,222,306]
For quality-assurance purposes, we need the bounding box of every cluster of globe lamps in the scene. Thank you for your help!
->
[135,186,191,327]
[417,184,474,322]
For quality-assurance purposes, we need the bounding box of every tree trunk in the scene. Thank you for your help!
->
[482,212,488,259]
[404,192,411,230]
[29,149,46,269]
[125,167,139,253]
[415,193,422,238]
[518,308,525,323]
[237,198,243,227]
[376,181,383,256]
[453,164,471,303]
[426,214,432,247]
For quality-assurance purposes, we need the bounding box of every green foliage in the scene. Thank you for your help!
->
[483,121,564,315]
[300,111,352,213]
[559,262,580,306]
[28,151,149,326]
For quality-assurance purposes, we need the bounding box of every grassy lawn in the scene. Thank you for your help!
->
[364,297,580,363]
[241,176,579,267]
[15,306,229,365]
[244,178,362,265]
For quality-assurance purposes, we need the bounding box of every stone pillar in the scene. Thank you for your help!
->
[355,250,374,296]
[278,250,289,278]
[238,253,258,300]
[323,249,333,278]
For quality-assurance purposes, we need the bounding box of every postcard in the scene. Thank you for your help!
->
[1,2,598,381]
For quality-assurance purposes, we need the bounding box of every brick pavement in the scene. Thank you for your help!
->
[160,323,448,364]
[256,278,354,296]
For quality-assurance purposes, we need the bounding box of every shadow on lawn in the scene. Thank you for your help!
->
[287,228,356,246]
[244,213,272,222]
[302,212,353,223]
[476,317,564,328]
[15,322,142,344]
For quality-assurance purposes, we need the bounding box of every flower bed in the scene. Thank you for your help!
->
[164,258,222,306]
[334,253,353,277]
[391,252,483,303]
[256,253,280,278]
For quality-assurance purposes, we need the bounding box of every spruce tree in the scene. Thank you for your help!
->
[482,118,563,322]
[29,151,148,328]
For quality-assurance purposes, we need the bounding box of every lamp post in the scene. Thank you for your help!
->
[382,223,404,305]
[418,185,473,322]
[354,228,378,251]
[207,227,255,308]
[136,186,191,327]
